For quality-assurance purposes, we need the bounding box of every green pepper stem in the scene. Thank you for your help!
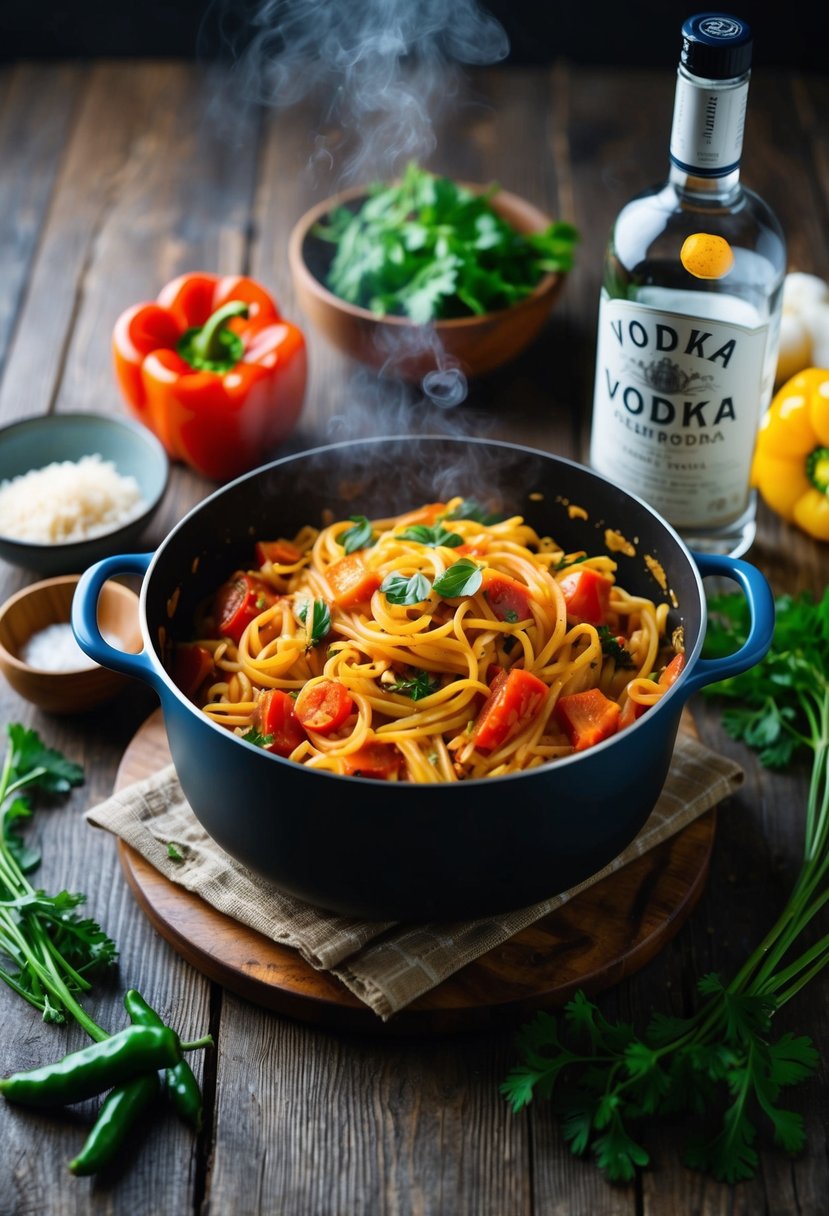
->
[180,1033,214,1053]
[806,445,829,495]
[188,300,249,365]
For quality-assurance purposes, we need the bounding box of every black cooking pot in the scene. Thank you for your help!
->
[72,437,774,921]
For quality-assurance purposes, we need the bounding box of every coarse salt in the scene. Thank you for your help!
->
[20,622,123,672]
[0,454,146,544]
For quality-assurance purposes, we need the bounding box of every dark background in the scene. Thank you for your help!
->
[1,1,825,69]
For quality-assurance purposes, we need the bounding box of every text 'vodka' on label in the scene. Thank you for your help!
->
[590,295,770,529]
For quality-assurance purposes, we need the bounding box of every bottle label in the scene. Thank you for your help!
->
[670,74,748,176]
[590,293,771,530]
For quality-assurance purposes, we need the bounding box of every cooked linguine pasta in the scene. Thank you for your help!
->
[175,497,684,783]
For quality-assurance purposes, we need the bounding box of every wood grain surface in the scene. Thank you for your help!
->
[0,58,826,1216]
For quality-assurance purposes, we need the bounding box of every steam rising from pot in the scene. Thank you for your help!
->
[207,0,509,183]
[421,367,469,409]
[204,0,512,420]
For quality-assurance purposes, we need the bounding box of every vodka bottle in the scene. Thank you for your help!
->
[589,12,786,557]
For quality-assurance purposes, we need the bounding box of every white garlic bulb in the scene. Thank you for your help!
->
[775,271,829,385]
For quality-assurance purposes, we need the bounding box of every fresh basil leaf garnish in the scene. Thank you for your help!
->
[295,597,332,645]
[308,600,332,645]
[441,498,504,525]
[380,572,432,606]
[432,558,483,598]
[397,523,463,548]
[340,515,376,554]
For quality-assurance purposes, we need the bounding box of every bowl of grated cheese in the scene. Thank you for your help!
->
[0,412,170,575]
[0,574,142,713]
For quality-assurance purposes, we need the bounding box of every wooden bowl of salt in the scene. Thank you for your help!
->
[0,575,142,714]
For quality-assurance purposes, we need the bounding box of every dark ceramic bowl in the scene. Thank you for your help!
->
[72,437,773,921]
[0,413,170,576]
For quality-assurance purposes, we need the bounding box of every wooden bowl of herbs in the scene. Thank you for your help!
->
[288,164,577,382]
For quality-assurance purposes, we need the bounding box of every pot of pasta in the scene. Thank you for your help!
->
[72,436,774,920]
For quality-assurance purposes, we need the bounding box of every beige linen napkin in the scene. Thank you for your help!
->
[85,733,743,1021]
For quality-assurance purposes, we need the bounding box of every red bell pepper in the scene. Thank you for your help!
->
[112,272,307,482]
[555,687,621,752]
[325,554,383,609]
[481,569,533,622]
[557,567,613,625]
[341,742,402,780]
[255,539,303,567]
[474,667,548,752]
[254,689,307,758]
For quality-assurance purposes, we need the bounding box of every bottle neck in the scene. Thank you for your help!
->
[668,65,749,187]
[668,163,741,203]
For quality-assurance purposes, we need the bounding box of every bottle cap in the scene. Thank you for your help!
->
[680,13,753,80]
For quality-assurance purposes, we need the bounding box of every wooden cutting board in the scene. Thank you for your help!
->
[115,709,716,1035]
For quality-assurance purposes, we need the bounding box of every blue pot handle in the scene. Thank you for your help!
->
[72,550,775,708]
[72,553,166,694]
[681,550,776,697]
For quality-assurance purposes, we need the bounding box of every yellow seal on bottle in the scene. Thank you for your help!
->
[680,233,734,280]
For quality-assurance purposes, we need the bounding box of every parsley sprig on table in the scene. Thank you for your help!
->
[0,724,213,1175]
[0,724,115,1038]
[314,162,579,323]
[501,586,829,1184]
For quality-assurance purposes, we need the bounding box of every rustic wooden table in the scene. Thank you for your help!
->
[0,57,826,1216]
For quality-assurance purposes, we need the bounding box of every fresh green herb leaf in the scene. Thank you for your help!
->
[397,523,463,548]
[382,254,461,325]
[432,558,483,598]
[309,600,332,645]
[0,725,117,1040]
[314,162,579,322]
[6,722,84,795]
[597,625,635,669]
[380,572,432,606]
[340,515,376,554]
[500,585,829,1183]
[241,727,274,749]
[166,842,185,863]
[295,598,332,646]
[389,670,440,700]
[555,552,589,572]
[441,498,504,525]
[3,797,41,874]
[0,723,213,1175]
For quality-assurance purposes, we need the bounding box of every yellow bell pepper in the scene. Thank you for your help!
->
[751,367,829,541]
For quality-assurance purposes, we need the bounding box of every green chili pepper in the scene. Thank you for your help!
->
[123,989,205,1132]
[0,1025,200,1108]
[68,1071,161,1176]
